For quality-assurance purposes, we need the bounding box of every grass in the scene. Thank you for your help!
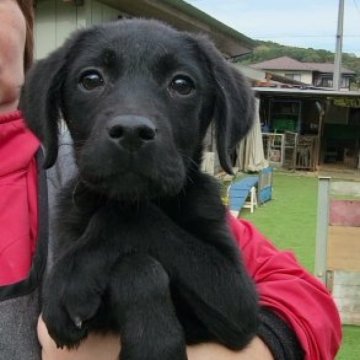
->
[237,171,359,360]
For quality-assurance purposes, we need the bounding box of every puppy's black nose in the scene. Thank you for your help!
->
[107,115,157,151]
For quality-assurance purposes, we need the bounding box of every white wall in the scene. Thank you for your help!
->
[35,0,122,59]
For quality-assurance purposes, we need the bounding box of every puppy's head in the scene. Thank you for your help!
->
[21,19,254,200]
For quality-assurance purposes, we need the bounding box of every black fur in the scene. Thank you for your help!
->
[21,19,258,360]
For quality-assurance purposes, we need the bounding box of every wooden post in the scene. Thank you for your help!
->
[315,177,331,283]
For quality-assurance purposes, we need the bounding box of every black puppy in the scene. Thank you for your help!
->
[21,19,259,360]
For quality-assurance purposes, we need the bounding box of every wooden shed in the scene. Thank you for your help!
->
[253,87,360,172]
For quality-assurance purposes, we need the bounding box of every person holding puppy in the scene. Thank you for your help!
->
[0,1,341,359]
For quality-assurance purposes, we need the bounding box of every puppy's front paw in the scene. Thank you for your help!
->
[42,295,88,349]
[42,268,104,348]
[60,276,103,332]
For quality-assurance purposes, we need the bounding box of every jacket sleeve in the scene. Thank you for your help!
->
[229,215,342,360]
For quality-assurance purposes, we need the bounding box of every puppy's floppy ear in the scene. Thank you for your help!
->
[193,36,255,174]
[20,48,66,168]
[20,29,87,169]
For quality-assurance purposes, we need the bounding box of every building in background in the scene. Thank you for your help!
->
[251,56,355,91]
[254,87,360,172]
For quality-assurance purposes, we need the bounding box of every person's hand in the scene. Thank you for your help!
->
[187,337,274,360]
[38,316,273,360]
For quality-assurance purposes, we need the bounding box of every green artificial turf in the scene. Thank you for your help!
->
[241,171,317,271]
[238,171,359,360]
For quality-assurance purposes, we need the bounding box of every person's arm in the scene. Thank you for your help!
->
[38,316,273,360]
[229,216,342,360]
[187,337,273,360]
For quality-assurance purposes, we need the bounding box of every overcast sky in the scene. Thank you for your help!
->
[186,0,360,55]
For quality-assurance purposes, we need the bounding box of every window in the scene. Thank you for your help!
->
[316,76,349,88]
[285,73,302,81]
[317,76,333,88]
[341,77,350,89]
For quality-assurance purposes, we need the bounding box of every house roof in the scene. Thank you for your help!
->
[305,62,355,74]
[251,56,355,74]
[99,0,255,56]
[253,86,360,98]
[234,63,309,86]
[251,56,311,71]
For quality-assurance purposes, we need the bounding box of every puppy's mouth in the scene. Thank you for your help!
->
[77,135,188,201]
[79,167,185,201]
[81,168,148,190]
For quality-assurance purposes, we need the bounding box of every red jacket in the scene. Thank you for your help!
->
[229,215,342,360]
[0,111,40,285]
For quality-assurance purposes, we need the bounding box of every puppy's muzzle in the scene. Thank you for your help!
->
[107,115,157,152]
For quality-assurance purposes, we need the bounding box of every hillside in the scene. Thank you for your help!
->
[237,40,360,88]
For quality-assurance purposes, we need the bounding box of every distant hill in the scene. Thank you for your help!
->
[237,40,360,88]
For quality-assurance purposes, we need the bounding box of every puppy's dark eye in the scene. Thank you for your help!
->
[169,75,195,96]
[79,70,104,91]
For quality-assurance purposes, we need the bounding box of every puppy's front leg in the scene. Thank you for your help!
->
[146,206,259,350]
[109,254,187,360]
[43,207,120,348]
